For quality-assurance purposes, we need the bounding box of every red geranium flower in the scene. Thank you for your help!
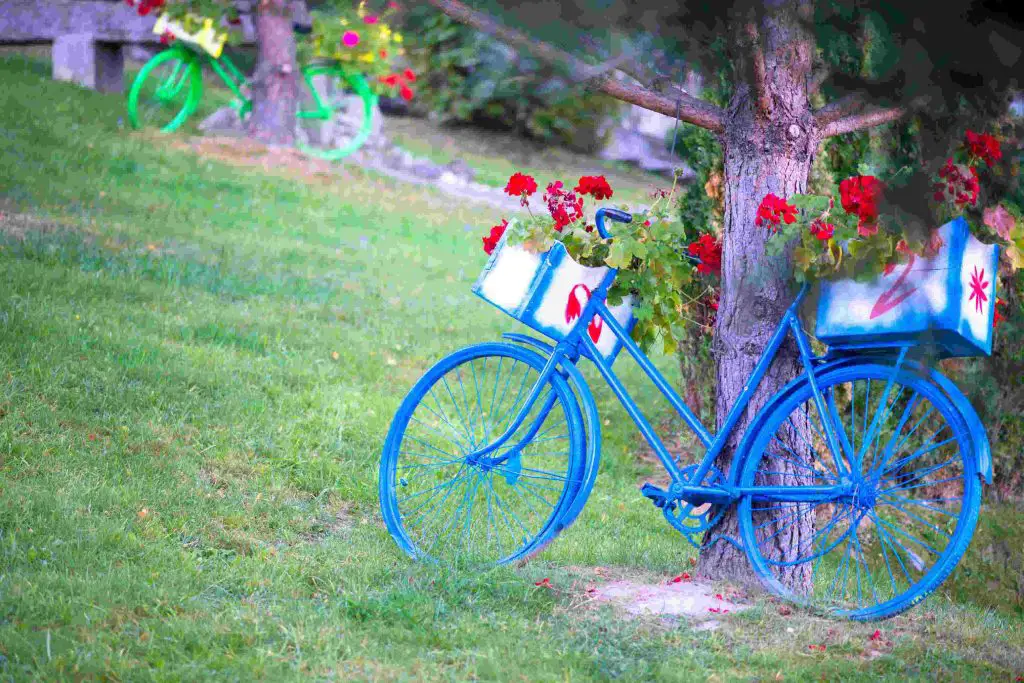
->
[159,30,175,45]
[574,175,613,200]
[403,68,417,82]
[543,181,584,231]
[809,219,834,241]
[755,193,798,231]
[839,175,884,224]
[399,86,414,102]
[994,297,1008,329]
[935,159,979,207]
[965,130,1002,167]
[705,293,720,326]
[504,173,538,205]
[688,234,722,276]
[857,221,879,238]
[482,219,508,255]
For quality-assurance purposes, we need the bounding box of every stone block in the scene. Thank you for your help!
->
[52,33,124,93]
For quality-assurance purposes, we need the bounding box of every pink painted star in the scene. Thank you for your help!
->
[968,266,989,314]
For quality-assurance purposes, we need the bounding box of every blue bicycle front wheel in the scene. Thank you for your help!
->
[379,343,586,565]
[738,364,981,620]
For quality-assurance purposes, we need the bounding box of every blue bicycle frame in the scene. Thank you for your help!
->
[462,208,887,508]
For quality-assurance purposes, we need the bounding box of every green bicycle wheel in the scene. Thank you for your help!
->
[296,65,377,161]
[127,47,203,132]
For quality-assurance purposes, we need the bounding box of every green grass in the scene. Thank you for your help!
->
[0,51,1022,680]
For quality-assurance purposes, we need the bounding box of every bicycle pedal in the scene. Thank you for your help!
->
[640,482,676,510]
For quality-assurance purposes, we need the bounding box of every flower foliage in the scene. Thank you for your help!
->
[762,130,1019,329]
[303,1,411,95]
[483,171,717,352]
[127,0,243,44]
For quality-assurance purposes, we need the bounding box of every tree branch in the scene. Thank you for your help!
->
[813,93,866,127]
[820,105,907,137]
[423,0,726,133]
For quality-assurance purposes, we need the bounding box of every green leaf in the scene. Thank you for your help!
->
[789,194,831,214]
[793,246,815,272]
[606,240,631,269]
[663,334,678,356]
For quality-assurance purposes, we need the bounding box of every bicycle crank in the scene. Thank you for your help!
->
[641,465,728,547]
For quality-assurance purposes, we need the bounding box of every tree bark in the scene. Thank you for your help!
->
[246,0,299,144]
[695,3,817,589]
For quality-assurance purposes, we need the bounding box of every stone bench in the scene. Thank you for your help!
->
[0,0,254,93]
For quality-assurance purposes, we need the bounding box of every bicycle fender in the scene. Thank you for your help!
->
[501,333,602,531]
[732,355,992,486]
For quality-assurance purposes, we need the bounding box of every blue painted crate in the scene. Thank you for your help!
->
[816,217,999,357]
[473,227,635,361]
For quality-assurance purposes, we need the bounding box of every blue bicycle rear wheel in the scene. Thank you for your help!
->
[738,364,981,620]
[379,343,586,565]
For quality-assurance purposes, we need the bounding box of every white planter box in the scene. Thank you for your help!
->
[474,232,635,361]
[154,14,227,58]
[816,217,999,357]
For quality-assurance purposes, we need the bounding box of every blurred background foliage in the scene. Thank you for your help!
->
[399,6,623,152]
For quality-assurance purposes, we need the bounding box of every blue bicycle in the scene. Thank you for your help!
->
[380,208,997,620]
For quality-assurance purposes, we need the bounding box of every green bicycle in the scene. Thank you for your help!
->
[126,30,377,161]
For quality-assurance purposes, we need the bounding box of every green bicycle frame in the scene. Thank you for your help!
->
[128,44,377,160]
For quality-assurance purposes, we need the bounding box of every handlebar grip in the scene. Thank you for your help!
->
[594,207,633,239]
[293,23,313,35]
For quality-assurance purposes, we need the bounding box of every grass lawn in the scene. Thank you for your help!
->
[1,52,1023,681]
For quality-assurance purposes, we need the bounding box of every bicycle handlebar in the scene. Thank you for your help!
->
[594,207,632,239]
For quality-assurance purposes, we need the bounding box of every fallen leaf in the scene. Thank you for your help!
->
[137,508,150,519]
[808,644,827,652]
[777,605,792,616]
[534,577,552,589]
[670,572,691,583]
[331,351,340,360]
[869,629,882,641]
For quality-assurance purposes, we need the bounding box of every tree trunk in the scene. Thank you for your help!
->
[246,0,299,144]
[695,4,818,589]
